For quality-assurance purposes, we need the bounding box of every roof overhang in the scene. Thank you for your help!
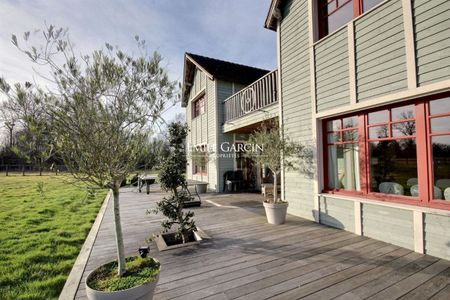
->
[181,53,214,107]
[264,0,283,31]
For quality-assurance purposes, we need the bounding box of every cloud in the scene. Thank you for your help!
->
[0,0,276,123]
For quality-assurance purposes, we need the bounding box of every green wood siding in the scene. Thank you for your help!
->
[315,28,350,112]
[205,78,218,190]
[424,213,450,260]
[413,0,450,85]
[216,80,236,192]
[362,204,414,250]
[355,0,408,101]
[280,0,315,220]
[186,69,217,188]
[320,197,355,232]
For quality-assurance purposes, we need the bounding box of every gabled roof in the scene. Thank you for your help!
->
[264,0,282,31]
[182,53,270,107]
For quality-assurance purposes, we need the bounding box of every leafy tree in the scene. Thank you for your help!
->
[0,80,55,175]
[247,120,304,203]
[136,137,170,171]
[153,122,196,243]
[11,25,177,276]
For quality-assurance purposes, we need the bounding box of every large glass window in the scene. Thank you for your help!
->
[367,105,418,197]
[326,116,360,191]
[319,0,385,38]
[323,95,450,209]
[429,98,450,200]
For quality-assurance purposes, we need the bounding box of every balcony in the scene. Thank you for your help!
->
[224,70,278,125]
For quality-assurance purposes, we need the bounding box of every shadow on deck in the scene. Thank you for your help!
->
[69,187,450,300]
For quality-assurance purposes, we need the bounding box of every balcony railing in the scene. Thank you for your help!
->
[224,70,278,122]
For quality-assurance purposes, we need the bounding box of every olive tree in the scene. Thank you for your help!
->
[153,122,196,243]
[11,25,177,276]
[247,120,304,203]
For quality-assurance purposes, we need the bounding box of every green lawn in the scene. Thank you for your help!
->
[0,175,107,300]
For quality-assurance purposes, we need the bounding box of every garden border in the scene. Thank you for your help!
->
[58,190,112,300]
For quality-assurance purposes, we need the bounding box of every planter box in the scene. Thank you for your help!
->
[155,228,209,251]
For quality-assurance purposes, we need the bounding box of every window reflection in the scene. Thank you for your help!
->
[431,116,450,134]
[368,110,389,124]
[430,97,450,115]
[392,121,416,137]
[432,135,450,200]
[369,139,418,197]
[328,1,353,33]
[363,0,384,12]
[392,105,415,121]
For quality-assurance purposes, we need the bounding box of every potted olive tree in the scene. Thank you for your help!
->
[151,122,198,249]
[247,120,304,225]
[12,26,177,299]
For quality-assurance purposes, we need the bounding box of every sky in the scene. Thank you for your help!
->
[0,0,277,124]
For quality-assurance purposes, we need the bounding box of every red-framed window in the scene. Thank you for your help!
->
[319,0,385,38]
[193,145,207,175]
[323,93,450,210]
[192,96,205,118]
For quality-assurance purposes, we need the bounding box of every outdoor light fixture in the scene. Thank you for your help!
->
[138,246,150,258]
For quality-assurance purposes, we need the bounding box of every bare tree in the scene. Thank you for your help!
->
[11,25,177,276]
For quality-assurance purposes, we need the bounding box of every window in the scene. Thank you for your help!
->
[323,95,450,209]
[192,96,205,118]
[326,116,360,191]
[367,105,417,197]
[319,0,385,38]
[193,145,207,175]
[428,98,450,200]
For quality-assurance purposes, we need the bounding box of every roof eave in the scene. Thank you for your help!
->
[264,0,280,31]
[181,53,215,107]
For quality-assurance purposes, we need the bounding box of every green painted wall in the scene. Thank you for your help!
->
[355,0,408,101]
[362,203,414,250]
[413,0,450,85]
[424,213,450,260]
[320,197,355,232]
[280,0,315,220]
[216,80,236,192]
[186,68,215,187]
[315,28,350,111]
[278,0,450,261]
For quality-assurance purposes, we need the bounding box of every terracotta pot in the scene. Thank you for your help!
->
[263,201,288,225]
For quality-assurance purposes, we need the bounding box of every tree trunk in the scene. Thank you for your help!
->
[174,187,186,244]
[273,171,278,203]
[112,185,126,276]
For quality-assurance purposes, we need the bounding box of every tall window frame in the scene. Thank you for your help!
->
[192,95,205,119]
[323,93,450,210]
[192,145,208,175]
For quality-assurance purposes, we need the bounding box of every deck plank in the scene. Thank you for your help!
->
[69,188,450,300]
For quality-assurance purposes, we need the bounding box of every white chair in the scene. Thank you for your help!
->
[444,187,450,201]
[434,187,443,200]
[406,178,418,187]
[410,185,443,199]
[436,179,450,190]
[379,182,404,195]
[410,185,419,197]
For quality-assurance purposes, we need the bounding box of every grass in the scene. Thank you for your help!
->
[0,175,107,300]
[87,256,160,292]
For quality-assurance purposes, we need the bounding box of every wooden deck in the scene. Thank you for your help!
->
[72,187,450,300]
